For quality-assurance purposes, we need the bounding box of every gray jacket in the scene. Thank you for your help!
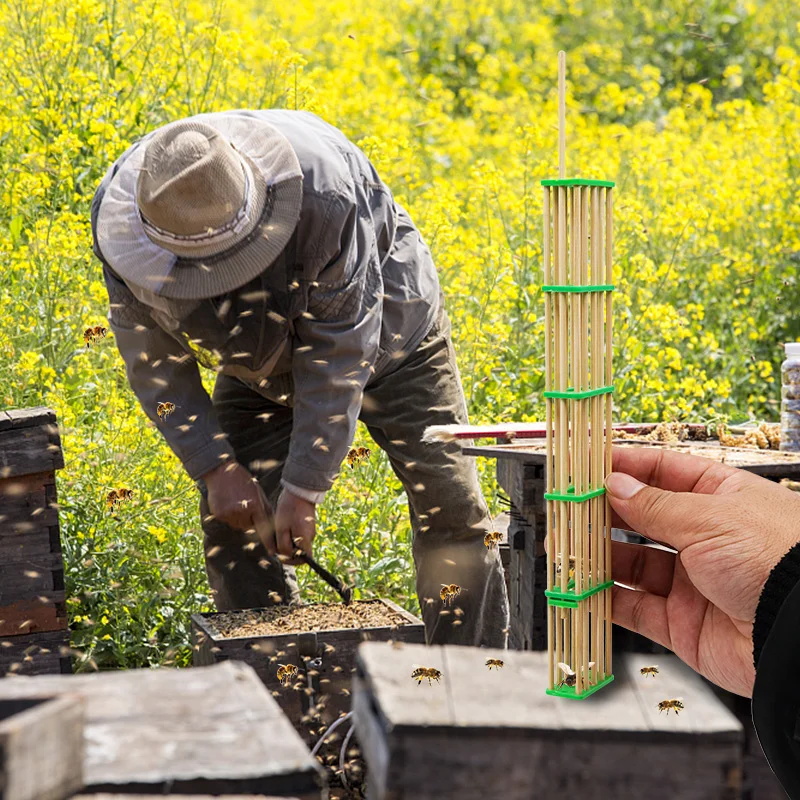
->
[91,109,440,497]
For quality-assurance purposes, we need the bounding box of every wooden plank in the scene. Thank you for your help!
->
[0,695,84,800]
[466,440,800,478]
[0,629,72,677]
[0,427,64,480]
[355,644,452,730]
[0,593,67,638]
[2,408,56,430]
[354,645,744,800]
[0,661,325,796]
[624,652,746,737]
[72,796,302,800]
[0,554,65,599]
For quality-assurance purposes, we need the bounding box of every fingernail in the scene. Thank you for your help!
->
[605,472,646,500]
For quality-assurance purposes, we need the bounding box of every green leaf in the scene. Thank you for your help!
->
[9,215,23,244]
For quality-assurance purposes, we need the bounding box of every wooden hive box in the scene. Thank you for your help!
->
[0,407,71,677]
[192,599,425,739]
[1,695,84,800]
[0,661,325,798]
[352,644,744,800]
[72,796,303,800]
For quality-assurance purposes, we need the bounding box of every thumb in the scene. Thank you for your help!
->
[604,471,719,552]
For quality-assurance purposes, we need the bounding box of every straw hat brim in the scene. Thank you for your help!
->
[96,114,304,300]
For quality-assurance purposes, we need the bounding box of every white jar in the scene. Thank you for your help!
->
[780,342,800,452]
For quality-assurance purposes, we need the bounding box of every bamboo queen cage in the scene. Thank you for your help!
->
[543,51,615,699]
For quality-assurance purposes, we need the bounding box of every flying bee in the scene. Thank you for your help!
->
[346,446,372,469]
[557,661,595,688]
[277,664,298,687]
[84,326,107,347]
[156,401,176,420]
[484,530,503,550]
[439,583,462,606]
[640,666,659,677]
[486,658,504,670]
[657,698,684,715]
[411,666,441,685]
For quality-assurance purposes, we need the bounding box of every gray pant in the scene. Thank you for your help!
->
[199,300,510,648]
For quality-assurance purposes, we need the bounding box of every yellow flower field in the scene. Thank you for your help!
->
[1,0,798,668]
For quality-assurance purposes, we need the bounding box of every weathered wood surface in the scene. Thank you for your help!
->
[465,440,800,478]
[0,413,64,480]
[0,661,325,798]
[0,695,84,800]
[0,629,72,677]
[353,643,743,800]
[0,409,57,433]
[192,599,425,736]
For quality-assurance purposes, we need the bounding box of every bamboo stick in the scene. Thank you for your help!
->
[558,51,566,179]
[544,186,554,691]
[590,186,601,678]
[558,186,568,596]
[605,186,614,676]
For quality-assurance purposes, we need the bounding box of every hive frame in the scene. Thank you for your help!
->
[543,51,615,699]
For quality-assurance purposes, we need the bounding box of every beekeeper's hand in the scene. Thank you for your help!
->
[607,446,800,698]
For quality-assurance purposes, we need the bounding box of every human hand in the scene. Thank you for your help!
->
[270,488,317,566]
[202,461,275,541]
[606,446,800,698]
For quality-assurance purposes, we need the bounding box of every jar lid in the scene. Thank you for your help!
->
[786,343,800,356]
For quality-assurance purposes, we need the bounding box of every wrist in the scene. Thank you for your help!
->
[201,461,236,482]
[281,479,326,505]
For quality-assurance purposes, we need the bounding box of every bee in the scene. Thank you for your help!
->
[556,554,576,581]
[84,326,107,347]
[486,658,504,670]
[439,583,462,606]
[411,666,441,685]
[657,698,684,715]
[156,401,176,420]
[346,446,372,469]
[640,666,659,677]
[277,664,298,687]
[107,488,133,515]
[557,661,595,688]
[484,530,503,550]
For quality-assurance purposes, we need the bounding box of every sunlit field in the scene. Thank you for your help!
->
[1,0,799,669]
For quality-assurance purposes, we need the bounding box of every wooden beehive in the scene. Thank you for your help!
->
[352,642,744,800]
[0,695,85,800]
[0,661,325,798]
[192,599,425,738]
[0,407,71,677]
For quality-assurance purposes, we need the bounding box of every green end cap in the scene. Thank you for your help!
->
[544,486,606,503]
[546,673,615,700]
[543,385,614,400]
[545,579,615,604]
[541,178,615,188]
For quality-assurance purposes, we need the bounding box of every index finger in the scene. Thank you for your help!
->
[610,445,750,495]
